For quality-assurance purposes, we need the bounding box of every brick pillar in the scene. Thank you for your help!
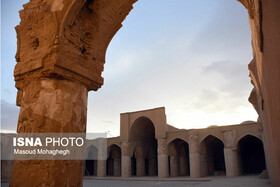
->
[136,157,145,176]
[189,134,201,178]
[170,155,179,177]
[224,147,240,177]
[114,158,121,176]
[121,141,131,177]
[10,79,88,187]
[157,138,169,178]
[97,160,106,177]
[180,155,188,176]
[10,0,139,186]
[223,130,240,177]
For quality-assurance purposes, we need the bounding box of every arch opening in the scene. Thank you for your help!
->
[130,117,158,176]
[84,145,98,176]
[200,135,226,176]
[131,153,137,176]
[107,144,122,176]
[238,135,266,175]
[168,138,190,177]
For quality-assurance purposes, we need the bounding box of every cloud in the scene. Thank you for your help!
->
[203,61,246,77]
[1,100,19,132]
[202,61,252,96]
[86,0,257,134]
[186,0,252,62]
[183,60,253,114]
[102,120,114,125]
[190,90,220,112]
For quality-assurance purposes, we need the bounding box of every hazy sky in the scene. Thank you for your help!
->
[1,0,257,136]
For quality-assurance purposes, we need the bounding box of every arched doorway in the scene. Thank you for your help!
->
[130,117,158,176]
[238,135,266,175]
[107,144,121,176]
[84,145,98,176]
[168,138,190,177]
[131,153,137,176]
[200,135,226,176]
[146,146,157,176]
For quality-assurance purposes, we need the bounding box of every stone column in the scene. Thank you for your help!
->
[224,147,240,177]
[10,0,132,184]
[114,158,121,176]
[170,155,179,177]
[97,160,106,177]
[136,158,145,176]
[189,134,202,178]
[97,138,107,177]
[223,130,240,177]
[10,79,88,187]
[121,141,131,177]
[180,156,188,176]
[157,138,169,178]
[200,149,209,177]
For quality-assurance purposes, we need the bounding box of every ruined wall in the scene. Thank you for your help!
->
[10,79,87,186]
[14,0,136,94]
[11,0,136,186]
[238,0,280,186]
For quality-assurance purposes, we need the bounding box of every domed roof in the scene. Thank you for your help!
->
[207,125,219,128]
[240,120,255,124]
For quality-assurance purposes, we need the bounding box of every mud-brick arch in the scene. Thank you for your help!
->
[84,145,98,176]
[167,132,189,145]
[58,1,280,184]
[199,132,225,146]
[130,145,144,176]
[235,122,263,144]
[129,117,158,176]
[168,138,190,177]
[236,133,262,144]
[199,135,226,177]
[107,144,122,176]
[120,107,167,141]
[237,135,266,175]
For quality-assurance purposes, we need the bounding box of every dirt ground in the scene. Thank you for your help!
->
[1,175,270,187]
[83,175,270,187]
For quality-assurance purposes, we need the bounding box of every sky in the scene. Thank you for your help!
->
[1,0,257,136]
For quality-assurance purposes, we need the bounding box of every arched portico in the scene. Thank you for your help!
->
[168,138,190,177]
[238,135,266,175]
[129,117,158,177]
[84,145,98,176]
[200,135,226,176]
[107,144,122,176]
[146,147,158,176]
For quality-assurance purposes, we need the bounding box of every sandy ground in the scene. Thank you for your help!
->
[83,175,270,187]
[1,175,270,187]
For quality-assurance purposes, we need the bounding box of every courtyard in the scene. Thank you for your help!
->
[1,175,270,187]
[84,175,270,187]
